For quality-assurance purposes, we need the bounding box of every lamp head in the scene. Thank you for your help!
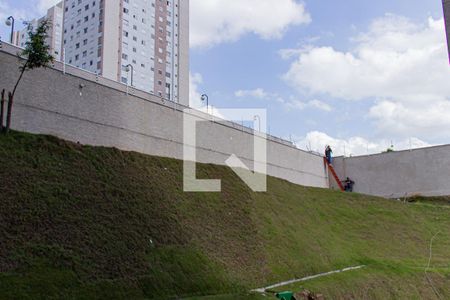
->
[5,19,12,26]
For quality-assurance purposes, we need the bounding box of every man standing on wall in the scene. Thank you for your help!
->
[325,145,333,165]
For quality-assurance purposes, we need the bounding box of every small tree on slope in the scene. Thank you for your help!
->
[4,20,54,133]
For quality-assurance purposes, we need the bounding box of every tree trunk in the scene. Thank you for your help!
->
[0,89,5,131]
[12,64,27,100]
[5,92,13,133]
[5,63,27,133]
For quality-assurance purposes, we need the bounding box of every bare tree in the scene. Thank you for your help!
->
[4,20,54,133]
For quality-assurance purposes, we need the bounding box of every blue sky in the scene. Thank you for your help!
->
[1,0,449,156]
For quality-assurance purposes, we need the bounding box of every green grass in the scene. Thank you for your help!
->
[276,262,450,299]
[0,131,449,299]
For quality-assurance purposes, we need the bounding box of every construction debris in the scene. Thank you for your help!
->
[294,290,325,300]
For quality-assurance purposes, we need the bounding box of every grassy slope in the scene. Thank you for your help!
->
[0,131,449,299]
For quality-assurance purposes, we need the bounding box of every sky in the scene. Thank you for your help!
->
[1,0,449,156]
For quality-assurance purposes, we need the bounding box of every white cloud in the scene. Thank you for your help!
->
[308,99,332,112]
[234,87,333,112]
[282,15,450,139]
[284,15,450,100]
[190,0,311,48]
[189,72,204,108]
[369,98,450,139]
[235,88,269,99]
[284,99,332,112]
[0,1,32,25]
[295,131,431,157]
[189,72,224,117]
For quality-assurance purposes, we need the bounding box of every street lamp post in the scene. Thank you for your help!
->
[125,64,134,86]
[254,115,261,132]
[201,94,209,113]
[5,16,15,44]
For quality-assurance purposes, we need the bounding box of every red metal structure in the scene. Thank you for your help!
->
[324,158,345,191]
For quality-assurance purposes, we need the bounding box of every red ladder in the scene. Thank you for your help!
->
[324,158,345,191]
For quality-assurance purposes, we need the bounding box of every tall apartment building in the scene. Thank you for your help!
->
[444,0,450,62]
[62,0,189,105]
[13,2,64,61]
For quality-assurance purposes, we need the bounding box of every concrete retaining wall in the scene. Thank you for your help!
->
[0,45,328,189]
[333,146,450,198]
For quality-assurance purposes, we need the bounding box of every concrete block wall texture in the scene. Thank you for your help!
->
[333,145,450,198]
[0,46,329,189]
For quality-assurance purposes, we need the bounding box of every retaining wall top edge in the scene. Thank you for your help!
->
[334,143,450,161]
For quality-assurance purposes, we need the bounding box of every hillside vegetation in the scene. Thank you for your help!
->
[0,131,449,299]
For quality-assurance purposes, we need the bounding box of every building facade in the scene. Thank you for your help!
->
[61,0,189,105]
[13,2,64,61]
[444,0,450,62]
